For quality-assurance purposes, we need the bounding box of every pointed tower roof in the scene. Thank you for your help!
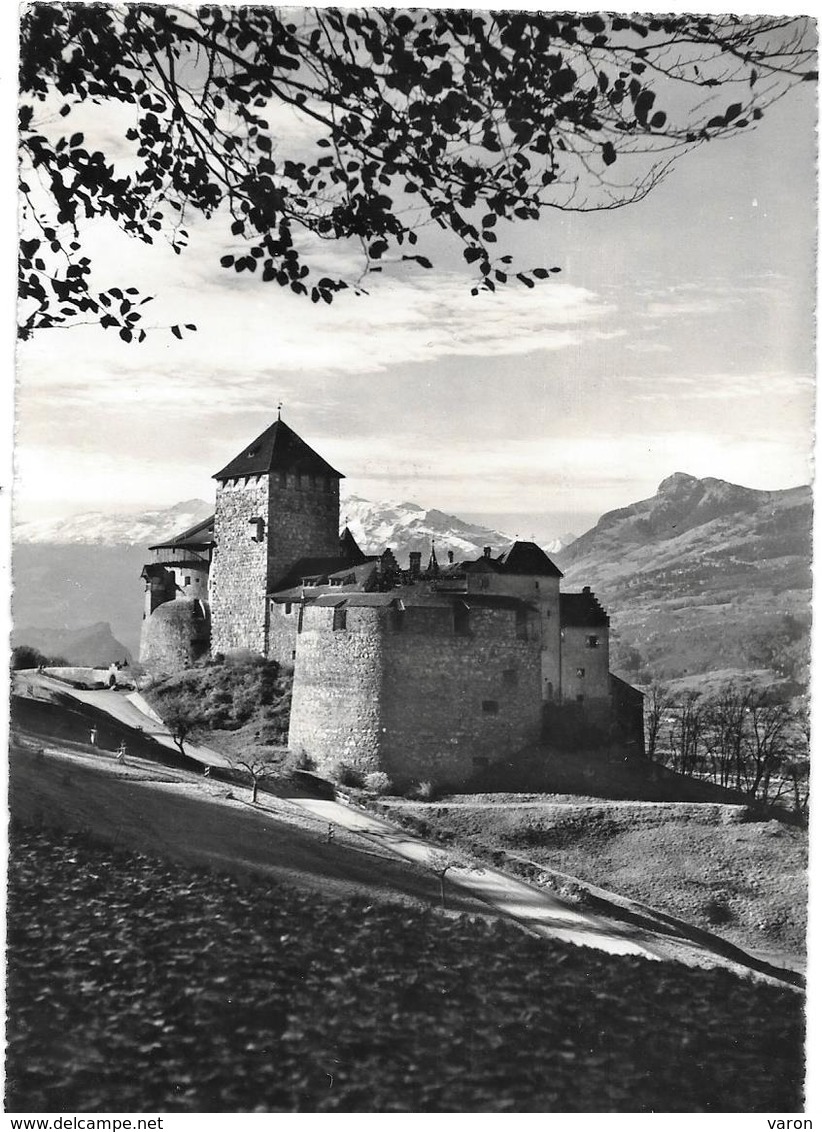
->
[213,417,344,481]
[339,525,366,564]
[427,540,440,575]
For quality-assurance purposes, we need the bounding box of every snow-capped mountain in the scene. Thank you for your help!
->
[340,493,519,561]
[14,499,213,546]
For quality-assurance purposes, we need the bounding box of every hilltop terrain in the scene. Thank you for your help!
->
[557,473,811,689]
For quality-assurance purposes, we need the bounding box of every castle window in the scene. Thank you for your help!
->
[184,576,191,586]
[453,603,470,636]
[333,606,347,631]
[482,700,499,715]
[297,606,304,634]
[576,667,585,678]
[515,608,529,640]
[249,516,265,542]
[586,635,600,649]
[502,668,518,686]
[284,602,292,615]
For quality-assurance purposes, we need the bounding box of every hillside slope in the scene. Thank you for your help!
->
[557,473,811,686]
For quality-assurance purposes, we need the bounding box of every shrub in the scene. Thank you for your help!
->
[703,894,734,925]
[332,762,364,788]
[415,780,441,802]
[363,771,393,795]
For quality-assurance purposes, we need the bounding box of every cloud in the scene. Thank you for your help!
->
[18,267,613,414]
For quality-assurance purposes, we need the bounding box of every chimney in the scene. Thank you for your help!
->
[583,585,591,594]
[483,545,491,558]
[448,550,454,564]
[409,551,421,578]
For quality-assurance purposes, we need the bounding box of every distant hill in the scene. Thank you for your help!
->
[11,622,132,667]
[557,473,812,689]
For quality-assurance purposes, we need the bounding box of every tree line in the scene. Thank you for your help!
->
[644,684,809,818]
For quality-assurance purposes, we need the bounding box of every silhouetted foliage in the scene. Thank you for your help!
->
[19,7,815,338]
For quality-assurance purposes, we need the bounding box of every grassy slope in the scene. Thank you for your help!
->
[376,798,807,963]
[7,820,804,1113]
[8,744,480,914]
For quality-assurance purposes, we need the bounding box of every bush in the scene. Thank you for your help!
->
[415,780,441,802]
[363,771,393,795]
[332,762,364,788]
[703,894,734,925]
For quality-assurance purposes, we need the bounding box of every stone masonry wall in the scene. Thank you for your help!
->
[287,605,384,774]
[288,602,543,788]
[267,601,299,665]
[560,624,611,724]
[210,477,270,655]
[139,600,211,674]
[379,606,543,788]
[266,475,340,590]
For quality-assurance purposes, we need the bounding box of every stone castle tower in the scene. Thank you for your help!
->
[208,416,343,656]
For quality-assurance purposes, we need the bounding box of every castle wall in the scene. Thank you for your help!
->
[266,474,340,589]
[288,602,543,788]
[469,573,562,701]
[267,600,299,665]
[560,624,611,723]
[209,477,271,655]
[209,473,340,657]
[379,605,543,787]
[140,599,211,674]
[287,604,384,772]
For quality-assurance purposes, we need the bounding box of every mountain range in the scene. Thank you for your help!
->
[557,472,811,690]
[11,473,812,689]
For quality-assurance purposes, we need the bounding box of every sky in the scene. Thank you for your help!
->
[12,7,818,541]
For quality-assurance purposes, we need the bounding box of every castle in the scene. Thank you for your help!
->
[140,416,643,787]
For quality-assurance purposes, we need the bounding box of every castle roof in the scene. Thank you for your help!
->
[213,417,344,482]
[498,541,563,578]
[149,514,215,551]
[560,589,609,628]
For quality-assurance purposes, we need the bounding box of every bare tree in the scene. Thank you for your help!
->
[703,685,749,791]
[644,684,672,763]
[667,692,705,778]
[744,694,790,805]
[230,746,287,804]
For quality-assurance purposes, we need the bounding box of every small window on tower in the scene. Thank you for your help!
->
[284,602,292,615]
[576,667,585,678]
[482,700,499,715]
[333,606,347,631]
[249,516,265,542]
[586,635,600,649]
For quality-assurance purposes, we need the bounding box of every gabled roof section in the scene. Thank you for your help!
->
[149,514,215,551]
[498,540,563,578]
[560,590,609,628]
[213,418,344,481]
